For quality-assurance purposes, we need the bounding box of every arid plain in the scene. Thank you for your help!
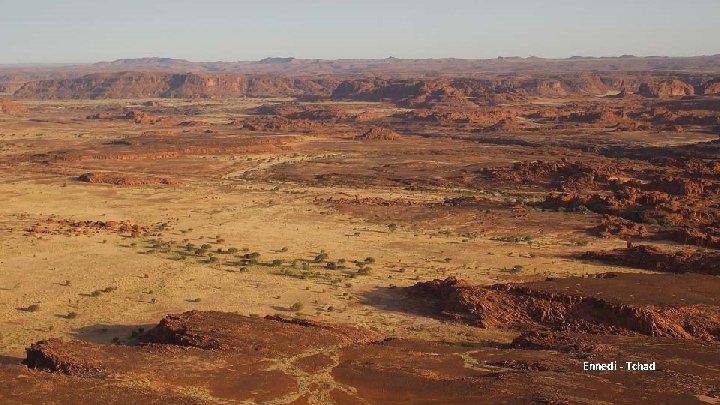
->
[1,57,720,404]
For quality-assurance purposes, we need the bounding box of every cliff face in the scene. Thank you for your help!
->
[638,79,696,98]
[12,69,717,101]
[330,74,624,102]
[13,72,340,99]
[702,79,720,95]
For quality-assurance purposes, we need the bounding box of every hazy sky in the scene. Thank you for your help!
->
[1,0,719,63]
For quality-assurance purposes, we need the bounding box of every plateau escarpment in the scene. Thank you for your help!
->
[13,71,340,99]
[12,69,719,101]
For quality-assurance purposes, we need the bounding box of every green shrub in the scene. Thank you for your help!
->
[501,265,524,274]
[490,236,533,243]
[657,217,676,227]
[290,302,304,311]
[575,205,591,213]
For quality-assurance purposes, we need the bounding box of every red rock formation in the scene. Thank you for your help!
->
[0,98,28,114]
[411,274,720,338]
[77,172,177,186]
[87,110,160,124]
[702,79,720,95]
[592,215,649,238]
[26,218,147,238]
[14,72,339,99]
[638,80,695,98]
[356,127,401,140]
[10,309,719,403]
[582,244,720,275]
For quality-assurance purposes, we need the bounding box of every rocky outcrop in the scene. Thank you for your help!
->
[0,98,28,114]
[14,72,339,99]
[355,127,401,140]
[638,80,695,98]
[410,274,720,339]
[26,218,147,238]
[7,309,720,404]
[87,110,160,124]
[77,172,177,186]
[592,215,650,238]
[701,78,720,95]
[582,244,720,275]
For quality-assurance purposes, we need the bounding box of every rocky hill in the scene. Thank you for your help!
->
[4,55,720,99]
[13,72,340,99]
[15,69,719,101]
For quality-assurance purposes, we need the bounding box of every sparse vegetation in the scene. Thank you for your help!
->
[500,265,525,274]
[314,251,329,262]
[491,236,533,243]
[0,47,718,405]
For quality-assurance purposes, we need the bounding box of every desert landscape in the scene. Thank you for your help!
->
[0,55,719,404]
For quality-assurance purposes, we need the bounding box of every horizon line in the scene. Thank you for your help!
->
[2,53,720,67]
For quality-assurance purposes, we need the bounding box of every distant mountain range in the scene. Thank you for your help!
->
[2,56,719,98]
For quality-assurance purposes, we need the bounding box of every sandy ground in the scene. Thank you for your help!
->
[0,164,628,357]
[0,99,638,357]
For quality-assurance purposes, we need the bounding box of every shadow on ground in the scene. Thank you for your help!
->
[359,285,437,317]
[0,355,22,366]
[70,323,157,345]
